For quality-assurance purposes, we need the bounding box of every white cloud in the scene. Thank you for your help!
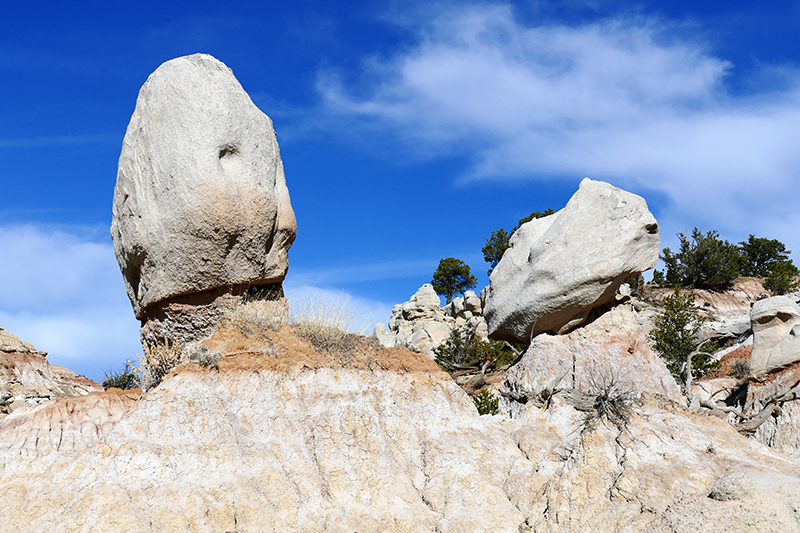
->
[0,225,398,379]
[0,225,141,380]
[317,4,800,258]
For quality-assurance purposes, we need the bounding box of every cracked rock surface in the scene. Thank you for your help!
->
[1,329,799,532]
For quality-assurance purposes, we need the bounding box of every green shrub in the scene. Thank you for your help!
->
[764,261,800,295]
[473,388,499,415]
[648,287,719,384]
[661,228,741,289]
[434,328,517,373]
[102,362,139,390]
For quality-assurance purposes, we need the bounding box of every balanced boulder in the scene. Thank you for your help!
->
[484,178,659,343]
[111,54,296,342]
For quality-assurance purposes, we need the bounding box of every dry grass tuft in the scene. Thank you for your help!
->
[287,289,374,355]
[132,338,184,391]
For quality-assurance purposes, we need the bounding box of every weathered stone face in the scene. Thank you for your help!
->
[484,178,660,343]
[750,295,800,377]
[111,54,296,320]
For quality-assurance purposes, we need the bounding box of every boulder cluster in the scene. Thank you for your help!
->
[373,284,488,357]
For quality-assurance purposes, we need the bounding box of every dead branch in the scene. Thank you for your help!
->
[701,378,800,435]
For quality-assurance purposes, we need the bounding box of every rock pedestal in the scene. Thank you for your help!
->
[111,54,296,346]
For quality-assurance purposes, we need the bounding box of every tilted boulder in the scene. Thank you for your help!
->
[484,178,659,343]
[750,295,800,378]
[111,54,296,344]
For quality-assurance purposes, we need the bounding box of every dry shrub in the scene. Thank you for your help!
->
[224,299,287,333]
[287,289,374,356]
[133,338,184,391]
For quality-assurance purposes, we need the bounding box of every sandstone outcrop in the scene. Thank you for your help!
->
[1,327,799,532]
[484,178,660,343]
[0,325,102,417]
[374,284,489,358]
[111,53,296,344]
[501,302,682,418]
[750,295,800,378]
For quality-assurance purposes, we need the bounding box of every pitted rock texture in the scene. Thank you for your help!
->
[111,53,296,320]
[484,178,659,343]
[1,368,799,532]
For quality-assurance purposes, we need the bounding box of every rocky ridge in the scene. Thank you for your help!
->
[0,325,102,418]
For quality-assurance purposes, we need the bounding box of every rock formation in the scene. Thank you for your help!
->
[484,178,660,343]
[374,284,489,358]
[750,295,800,378]
[501,301,683,418]
[111,53,296,346]
[1,330,800,532]
[0,325,102,417]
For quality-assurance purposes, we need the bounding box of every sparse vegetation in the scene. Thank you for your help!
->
[134,338,184,391]
[731,359,750,379]
[648,287,719,395]
[288,289,373,355]
[473,388,499,415]
[582,369,636,430]
[431,257,478,304]
[433,327,517,375]
[101,362,139,390]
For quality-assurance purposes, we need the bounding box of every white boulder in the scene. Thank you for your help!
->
[484,178,659,343]
[111,54,296,321]
[750,296,800,377]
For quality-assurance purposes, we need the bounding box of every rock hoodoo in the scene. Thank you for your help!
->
[111,53,296,345]
[484,178,660,343]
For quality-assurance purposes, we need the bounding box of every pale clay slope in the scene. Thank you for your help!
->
[2,362,800,532]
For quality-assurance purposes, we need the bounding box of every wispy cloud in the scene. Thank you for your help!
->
[316,4,800,258]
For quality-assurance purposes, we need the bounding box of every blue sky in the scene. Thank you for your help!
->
[2,0,800,380]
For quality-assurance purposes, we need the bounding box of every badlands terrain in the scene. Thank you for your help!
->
[2,53,800,532]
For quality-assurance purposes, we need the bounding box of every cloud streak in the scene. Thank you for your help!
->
[317,4,800,257]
